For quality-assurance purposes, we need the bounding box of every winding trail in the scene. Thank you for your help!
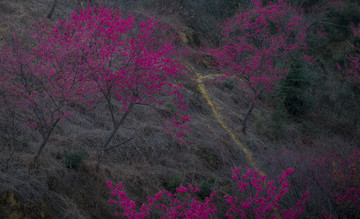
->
[185,63,263,173]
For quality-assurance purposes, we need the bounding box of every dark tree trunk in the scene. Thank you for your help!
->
[33,118,60,161]
[47,0,58,19]
[34,135,48,161]
[242,101,255,135]
[98,101,135,162]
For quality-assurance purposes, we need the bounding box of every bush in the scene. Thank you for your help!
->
[198,174,217,200]
[164,100,177,117]
[270,109,287,139]
[63,148,87,170]
[276,61,313,117]
[254,115,266,135]
[301,121,319,136]
[164,174,183,194]
[221,78,235,91]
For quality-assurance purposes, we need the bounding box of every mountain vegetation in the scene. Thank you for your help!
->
[0,0,359,218]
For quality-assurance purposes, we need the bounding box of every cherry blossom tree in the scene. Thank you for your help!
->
[0,6,190,161]
[77,7,189,161]
[208,0,308,133]
[0,34,96,161]
[38,6,190,161]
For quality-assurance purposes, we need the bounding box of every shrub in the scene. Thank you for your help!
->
[277,61,313,117]
[63,148,87,170]
[254,115,266,135]
[47,174,59,191]
[270,109,287,139]
[164,100,177,117]
[198,174,217,200]
[301,121,319,136]
[164,174,183,194]
[221,78,235,91]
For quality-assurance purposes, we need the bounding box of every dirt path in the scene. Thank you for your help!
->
[185,63,263,173]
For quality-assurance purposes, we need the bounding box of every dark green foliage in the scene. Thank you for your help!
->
[270,109,287,139]
[47,174,59,191]
[254,115,266,135]
[202,0,240,18]
[309,1,360,64]
[301,121,319,136]
[63,148,87,170]
[181,0,242,45]
[164,174,183,194]
[164,100,177,116]
[198,174,217,200]
[221,78,235,91]
[325,1,360,41]
[277,62,313,117]
[284,95,311,117]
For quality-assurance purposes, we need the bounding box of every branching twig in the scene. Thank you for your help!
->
[103,137,134,152]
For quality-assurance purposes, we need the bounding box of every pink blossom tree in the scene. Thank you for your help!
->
[208,0,308,133]
[0,6,191,161]
[37,6,191,161]
[224,166,309,219]
[0,33,96,161]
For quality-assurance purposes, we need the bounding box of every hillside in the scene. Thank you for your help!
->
[0,0,359,218]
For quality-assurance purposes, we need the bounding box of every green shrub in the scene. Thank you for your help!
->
[164,174,183,194]
[221,78,235,91]
[284,94,312,117]
[63,148,87,170]
[301,121,319,136]
[198,175,217,200]
[270,109,287,139]
[164,100,177,116]
[47,174,59,191]
[255,115,266,135]
[276,61,313,117]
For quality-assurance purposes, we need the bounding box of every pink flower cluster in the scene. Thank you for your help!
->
[106,181,217,218]
[107,167,308,218]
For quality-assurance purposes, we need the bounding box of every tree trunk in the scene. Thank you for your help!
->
[33,118,60,161]
[33,135,47,161]
[47,0,58,19]
[242,101,255,135]
[98,101,135,162]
